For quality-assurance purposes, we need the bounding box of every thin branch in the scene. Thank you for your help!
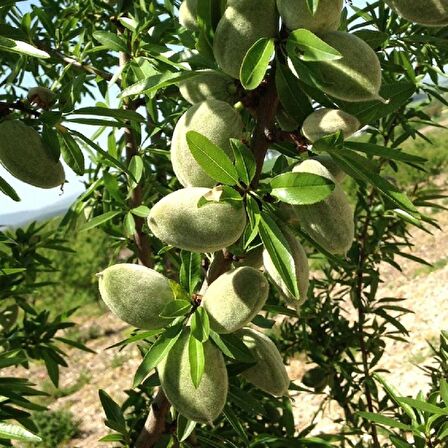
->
[250,69,280,188]
[37,42,117,84]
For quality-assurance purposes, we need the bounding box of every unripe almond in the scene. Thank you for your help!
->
[158,330,228,423]
[0,120,65,189]
[263,227,309,310]
[179,70,237,105]
[213,0,278,79]
[147,187,247,253]
[203,267,269,334]
[302,108,360,143]
[98,264,174,329]
[179,0,198,31]
[277,0,343,33]
[27,86,56,109]
[385,0,448,27]
[238,328,290,397]
[309,31,382,102]
[293,160,354,255]
[171,99,243,188]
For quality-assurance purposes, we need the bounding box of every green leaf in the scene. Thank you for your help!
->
[357,412,412,430]
[190,307,210,343]
[275,62,313,127]
[243,195,261,249]
[230,139,256,186]
[240,37,275,90]
[0,175,20,201]
[259,212,299,298]
[92,31,127,52]
[128,155,144,189]
[71,107,145,122]
[336,81,416,125]
[270,172,335,205]
[98,389,127,433]
[188,333,205,388]
[124,212,136,237]
[390,435,413,448]
[119,71,195,98]
[159,300,192,318]
[398,397,448,415]
[179,251,202,296]
[70,130,131,177]
[287,29,342,62]
[186,131,239,185]
[177,414,197,442]
[59,131,85,175]
[306,0,319,15]
[0,423,42,442]
[440,379,448,407]
[42,125,61,162]
[0,35,49,58]
[223,406,249,444]
[133,324,183,387]
[343,142,426,165]
[131,206,150,218]
[374,373,416,420]
[210,331,255,363]
[197,185,243,208]
[331,150,419,215]
[79,211,121,232]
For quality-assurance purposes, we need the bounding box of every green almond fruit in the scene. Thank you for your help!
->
[179,70,237,105]
[238,328,290,397]
[277,0,343,33]
[98,264,174,329]
[179,0,198,31]
[171,99,243,187]
[147,187,247,253]
[312,153,346,183]
[203,267,269,334]
[385,0,448,27]
[158,330,228,424]
[309,31,382,102]
[233,245,264,269]
[213,0,278,79]
[302,108,360,143]
[263,226,309,310]
[0,120,65,189]
[293,160,354,254]
[27,86,56,109]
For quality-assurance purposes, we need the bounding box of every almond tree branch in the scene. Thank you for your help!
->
[136,71,280,447]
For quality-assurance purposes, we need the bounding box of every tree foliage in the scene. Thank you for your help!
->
[1,0,448,447]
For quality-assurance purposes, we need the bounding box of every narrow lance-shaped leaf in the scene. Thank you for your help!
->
[0,176,20,202]
[230,139,256,186]
[133,323,183,387]
[287,29,342,62]
[240,37,275,90]
[270,172,335,205]
[331,149,419,215]
[186,131,239,186]
[275,61,313,127]
[0,423,42,443]
[188,333,205,388]
[0,35,49,58]
[179,250,202,296]
[79,211,121,232]
[190,307,210,343]
[258,212,300,298]
[177,414,197,443]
